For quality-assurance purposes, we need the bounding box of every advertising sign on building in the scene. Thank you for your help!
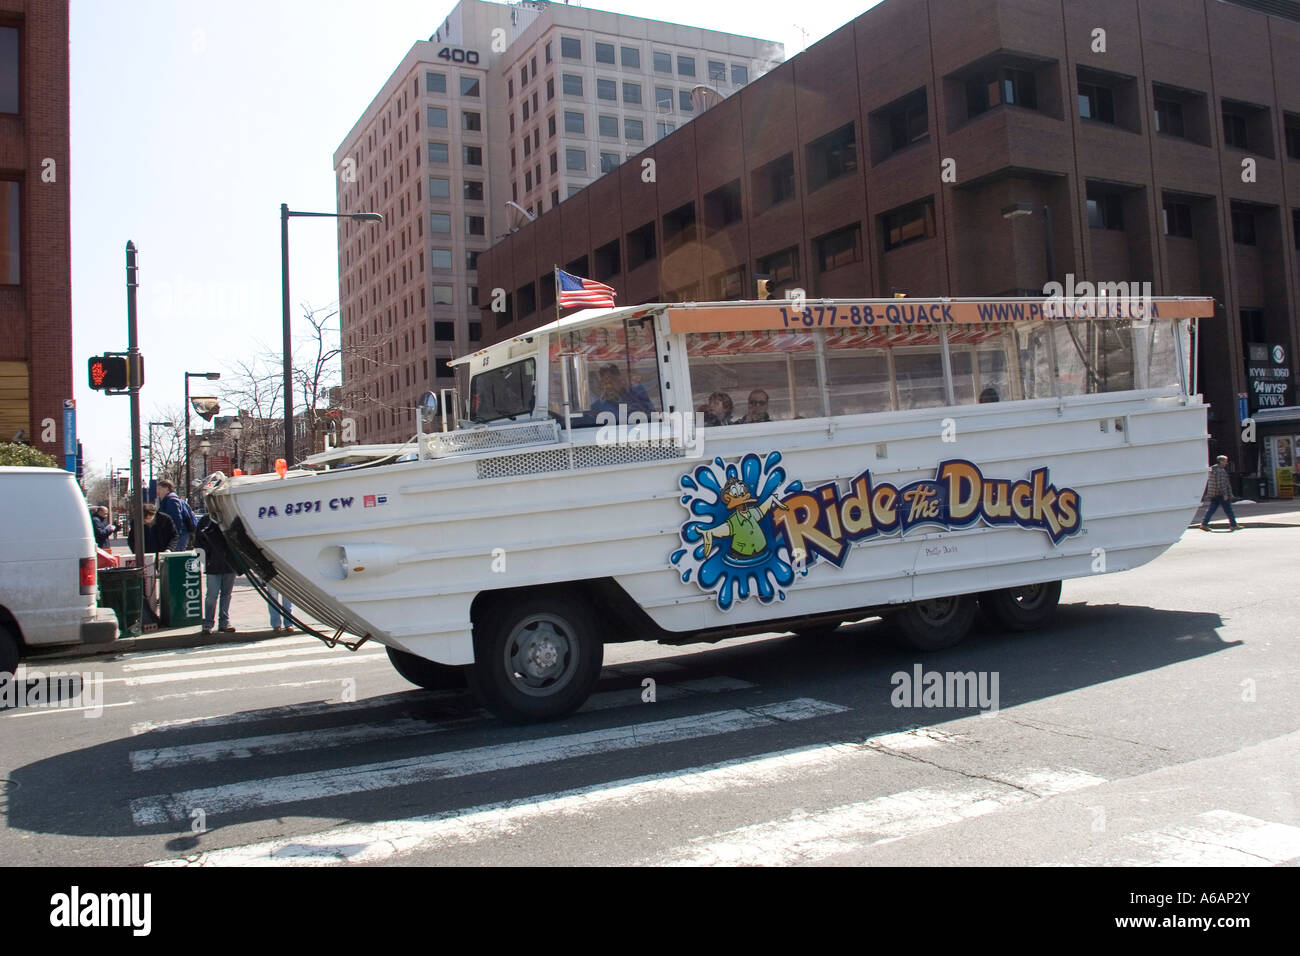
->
[1246,343,1291,411]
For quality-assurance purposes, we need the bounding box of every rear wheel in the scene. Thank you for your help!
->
[386,646,469,691]
[891,595,977,651]
[979,581,1062,632]
[0,626,18,678]
[468,594,604,723]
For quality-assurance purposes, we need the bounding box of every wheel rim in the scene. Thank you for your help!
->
[504,614,579,697]
[1007,583,1048,610]
[914,596,960,625]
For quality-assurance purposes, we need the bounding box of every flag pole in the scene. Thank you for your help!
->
[555,264,572,443]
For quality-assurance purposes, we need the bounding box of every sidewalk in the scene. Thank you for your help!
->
[1188,498,1300,527]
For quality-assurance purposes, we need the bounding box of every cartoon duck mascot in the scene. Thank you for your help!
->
[701,476,788,558]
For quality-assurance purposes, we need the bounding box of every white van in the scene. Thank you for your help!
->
[0,466,119,675]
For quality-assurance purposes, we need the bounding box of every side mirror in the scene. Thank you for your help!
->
[418,390,439,424]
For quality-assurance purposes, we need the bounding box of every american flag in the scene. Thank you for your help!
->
[556,268,616,309]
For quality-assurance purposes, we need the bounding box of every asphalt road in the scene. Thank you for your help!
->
[2,512,1297,868]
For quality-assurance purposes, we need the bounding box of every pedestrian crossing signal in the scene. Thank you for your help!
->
[88,355,129,390]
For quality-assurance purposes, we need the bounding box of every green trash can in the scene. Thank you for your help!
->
[159,550,204,628]
[98,567,144,638]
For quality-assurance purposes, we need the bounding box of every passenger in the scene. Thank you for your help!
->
[591,363,653,419]
[701,391,734,426]
[736,389,772,424]
[979,386,1000,403]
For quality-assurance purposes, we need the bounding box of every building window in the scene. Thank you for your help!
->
[549,151,558,173]
[967,66,1038,116]
[731,63,748,85]
[625,118,644,141]
[1162,200,1193,238]
[703,179,743,234]
[677,55,695,77]
[522,100,530,120]
[1,180,17,283]
[881,198,936,250]
[429,248,451,271]
[1240,308,1265,344]
[1223,106,1250,150]
[806,122,857,191]
[708,60,726,83]
[520,65,529,86]
[427,142,449,163]
[597,78,616,101]
[662,201,696,252]
[563,73,583,97]
[566,148,586,171]
[433,285,453,305]
[434,321,455,341]
[427,107,447,127]
[1077,85,1116,127]
[462,111,481,131]
[426,71,446,94]
[617,82,639,106]
[546,115,556,138]
[460,76,480,97]
[464,180,483,201]
[752,152,795,212]
[1231,206,1256,245]
[600,152,620,173]
[756,246,799,285]
[428,176,450,198]
[595,41,615,65]
[876,88,928,159]
[679,89,693,112]
[508,78,514,100]
[1086,188,1124,230]
[532,91,538,112]
[525,170,533,191]
[467,250,480,271]
[599,114,618,137]
[564,110,585,133]
[561,36,581,59]
[545,41,552,64]
[524,137,532,158]
[470,320,482,340]
[653,51,672,74]
[627,220,656,269]
[1286,114,1300,161]
[656,86,673,111]
[466,215,485,236]
[431,213,451,233]
[1154,97,1184,137]
[463,145,483,165]
[656,121,675,140]
[621,46,640,69]
[552,189,560,208]
[816,223,862,272]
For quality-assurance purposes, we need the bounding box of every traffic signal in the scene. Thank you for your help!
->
[88,355,128,390]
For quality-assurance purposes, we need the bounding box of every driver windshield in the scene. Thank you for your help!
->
[470,358,536,423]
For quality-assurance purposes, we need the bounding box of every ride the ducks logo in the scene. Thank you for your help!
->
[672,454,1082,610]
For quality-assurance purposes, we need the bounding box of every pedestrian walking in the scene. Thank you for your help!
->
[155,478,197,550]
[194,514,236,635]
[90,506,112,549]
[131,503,178,618]
[266,586,294,635]
[1200,455,1240,532]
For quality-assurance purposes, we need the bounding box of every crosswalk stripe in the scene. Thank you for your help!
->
[148,678,358,704]
[130,691,431,735]
[119,635,326,663]
[582,676,754,712]
[104,653,392,687]
[651,768,1105,866]
[147,737,874,866]
[1111,810,1300,867]
[130,697,847,826]
[123,644,373,671]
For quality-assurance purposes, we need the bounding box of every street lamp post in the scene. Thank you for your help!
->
[184,370,221,505]
[146,420,174,497]
[281,204,382,466]
[198,436,211,487]
[229,418,243,472]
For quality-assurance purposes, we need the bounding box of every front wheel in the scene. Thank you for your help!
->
[468,594,604,722]
[891,595,977,651]
[979,581,1062,632]
[0,626,19,678]
[386,646,469,691]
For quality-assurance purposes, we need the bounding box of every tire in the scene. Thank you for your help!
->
[0,626,18,678]
[386,646,469,691]
[468,593,604,723]
[979,581,1062,633]
[891,594,977,651]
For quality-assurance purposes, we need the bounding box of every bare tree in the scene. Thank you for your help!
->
[294,303,342,455]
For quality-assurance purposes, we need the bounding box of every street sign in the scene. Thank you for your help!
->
[62,399,76,472]
[1238,393,1249,424]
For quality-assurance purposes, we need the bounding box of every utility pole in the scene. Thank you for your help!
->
[126,241,145,575]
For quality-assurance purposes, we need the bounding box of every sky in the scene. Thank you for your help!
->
[69,0,879,475]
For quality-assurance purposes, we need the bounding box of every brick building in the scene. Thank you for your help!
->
[0,0,70,459]
[478,0,1300,474]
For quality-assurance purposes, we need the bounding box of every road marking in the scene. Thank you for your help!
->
[130,691,434,735]
[147,678,361,704]
[148,737,874,865]
[123,644,376,671]
[652,768,1105,866]
[582,676,754,712]
[1112,810,1300,866]
[103,653,393,687]
[130,698,848,826]
[115,635,326,662]
[1,701,136,719]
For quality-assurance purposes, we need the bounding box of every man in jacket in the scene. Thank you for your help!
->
[155,478,196,550]
[132,504,178,620]
[195,514,237,635]
[1200,455,1240,532]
